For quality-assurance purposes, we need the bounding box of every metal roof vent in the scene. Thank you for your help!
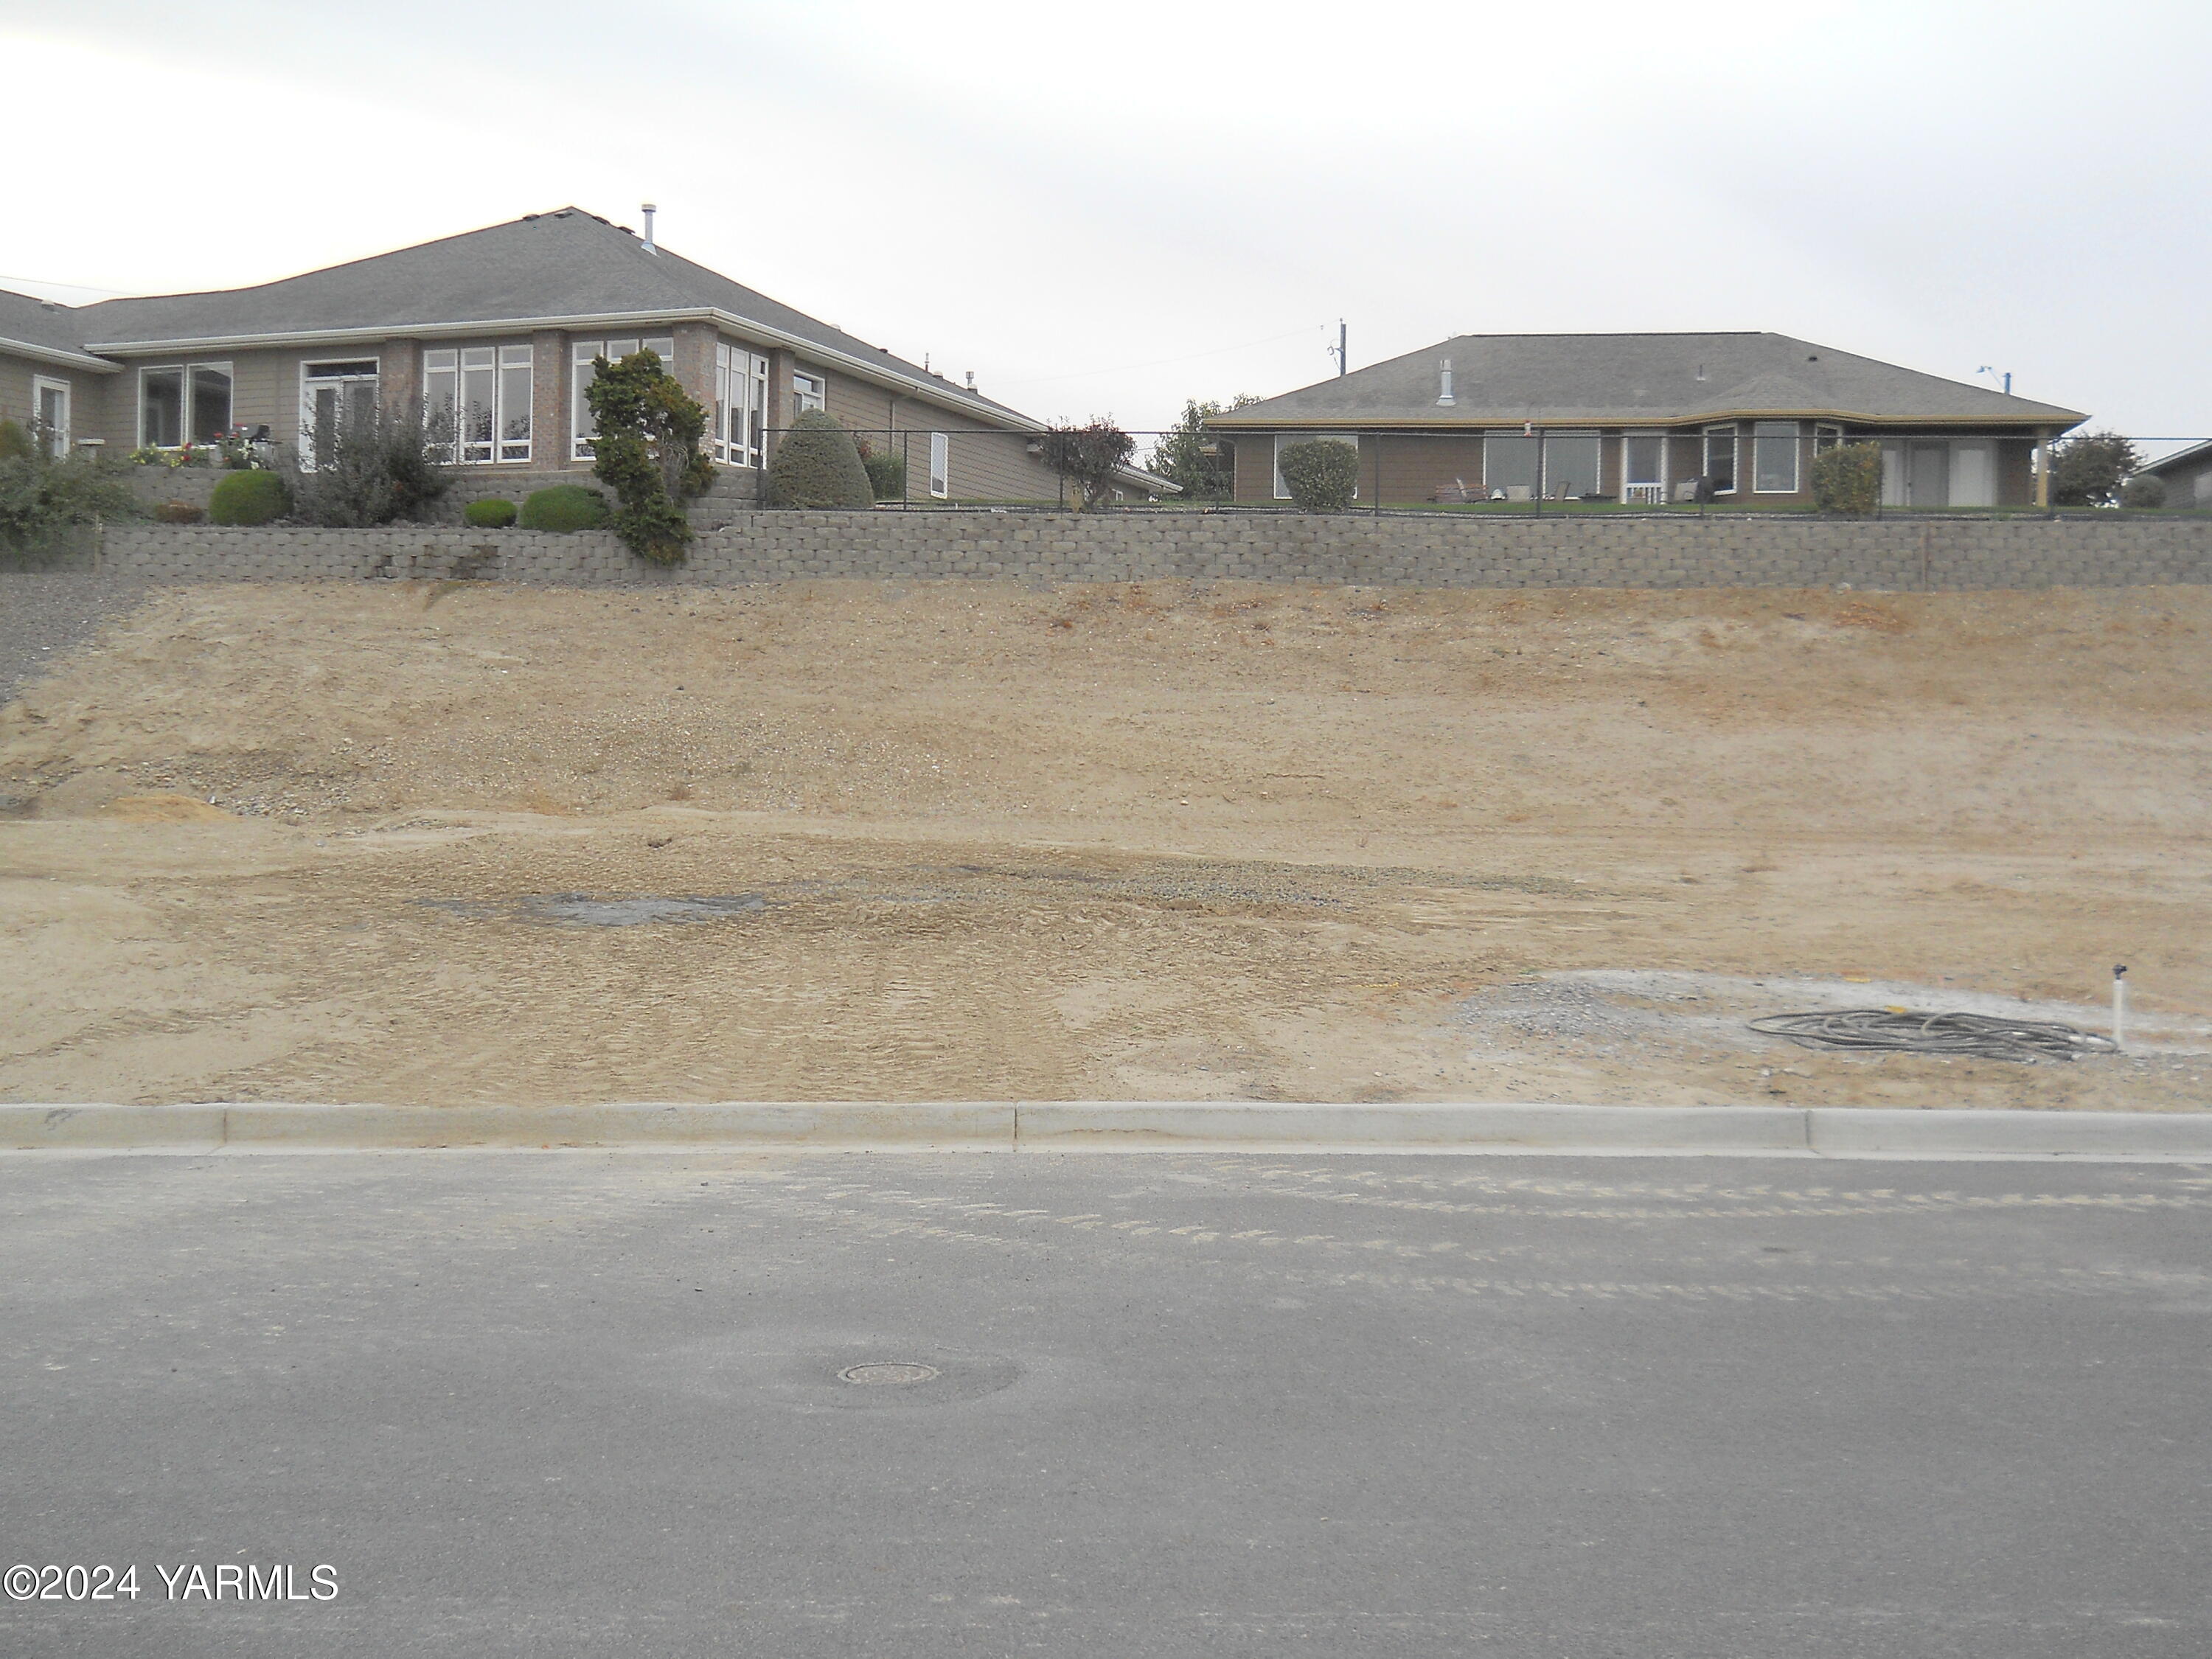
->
[964,370,975,391]
[641,204,658,254]
[1437,358,1455,406]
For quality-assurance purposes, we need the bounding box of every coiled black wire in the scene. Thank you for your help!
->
[1748,1009,2118,1063]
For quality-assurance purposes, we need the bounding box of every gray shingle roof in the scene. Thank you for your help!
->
[0,287,105,364]
[69,208,1028,421]
[1208,332,2084,428]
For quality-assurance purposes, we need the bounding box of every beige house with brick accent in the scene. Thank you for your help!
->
[0,208,1166,507]
[1208,333,2086,509]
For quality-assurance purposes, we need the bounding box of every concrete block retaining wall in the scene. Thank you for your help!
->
[91,512,2212,591]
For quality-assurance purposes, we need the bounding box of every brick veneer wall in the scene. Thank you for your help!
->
[91,512,2212,591]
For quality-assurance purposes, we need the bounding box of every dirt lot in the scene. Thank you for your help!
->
[1,576,2207,1110]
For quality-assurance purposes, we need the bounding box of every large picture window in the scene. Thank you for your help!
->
[1703,424,1739,493]
[425,345,532,464]
[1481,433,1540,498]
[298,360,379,470]
[715,342,770,467]
[571,337,675,460]
[1752,420,1800,493]
[1542,431,1601,500]
[139,363,233,449]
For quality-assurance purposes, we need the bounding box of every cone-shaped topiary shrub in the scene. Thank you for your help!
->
[463,498,518,528]
[208,469,290,526]
[518,484,609,532]
[764,409,873,509]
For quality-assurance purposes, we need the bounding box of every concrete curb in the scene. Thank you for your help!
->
[4,1101,2211,1159]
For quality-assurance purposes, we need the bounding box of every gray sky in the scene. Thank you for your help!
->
[7,0,2208,446]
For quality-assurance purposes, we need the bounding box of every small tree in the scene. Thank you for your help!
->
[1040,419,1135,509]
[586,347,714,563]
[1810,441,1883,515]
[1277,438,1360,513]
[765,410,874,508]
[2048,430,2140,508]
[1147,395,1256,501]
[285,398,453,526]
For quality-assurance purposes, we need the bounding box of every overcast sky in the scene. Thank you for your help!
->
[6,1,2208,446]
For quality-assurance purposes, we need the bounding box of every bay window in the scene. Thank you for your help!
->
[714,341,770,466]
[571,336,675,459]
[139,362,233,449]
[425,345,532,464]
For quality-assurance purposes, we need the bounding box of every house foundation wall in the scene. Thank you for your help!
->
[84,512,2212,591]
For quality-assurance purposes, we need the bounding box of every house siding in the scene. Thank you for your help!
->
[0,349,111,455]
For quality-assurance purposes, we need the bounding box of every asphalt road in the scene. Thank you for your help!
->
[2,1150,2207,1658]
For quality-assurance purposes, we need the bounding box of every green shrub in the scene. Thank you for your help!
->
[0,453,140,552]
[154,499,205,524]
[209,469,290,526]
[0,420,33,461]
[2120,474,2167,510]
[1810,442,1883,515]
[282,400,452,526]
[518,484,609,532]
[585,347,714,563]
[464,497,518,528]
[2049,430,2140,507]
[859,444,906,502]
[764,409,873,509]
[1277,438,1360,513]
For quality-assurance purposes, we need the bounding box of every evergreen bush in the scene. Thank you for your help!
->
[209,469,289,526]
[585,347,714,563]
[2120,474,2167,510]
[0,420,33,461]
[464,497,518,528]
[1277,439,1360,513]
[764,409,874,508]
[518,484,610,532]
[859,443,906,502]
[1809,442,1882,516]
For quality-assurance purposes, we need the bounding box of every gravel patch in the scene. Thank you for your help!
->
[0,571,166,708]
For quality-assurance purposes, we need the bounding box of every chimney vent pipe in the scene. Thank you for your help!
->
[641,203,658,254]
[1437,357,1455,406]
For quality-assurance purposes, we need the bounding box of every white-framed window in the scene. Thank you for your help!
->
[793,370,827,414]
[1620,431,1667,503]
[424,345,532,465]
[139,362,233,450]
[1814,422,1843,455]
[571,336,675,460]
[297,359,379,470]
[715,341,771,467]
[31,376,70,458]
[928,431,950,498]
[1752,420,1800,493]
[1703,423,1739,493]
[1273,432,1360,500]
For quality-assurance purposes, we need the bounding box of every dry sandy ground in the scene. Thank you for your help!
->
[1,577,2208,1110]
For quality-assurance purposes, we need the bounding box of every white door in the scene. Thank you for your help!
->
[1949,441,1993,507]
[32,377,69,457]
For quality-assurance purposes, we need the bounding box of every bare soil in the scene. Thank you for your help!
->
[2,577,2207,1110]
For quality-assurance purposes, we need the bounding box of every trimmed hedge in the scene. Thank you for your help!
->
[208,469,289,526]
[1277,439,1360,513]
[464,497,518,528]
[860,445,907,502]
[764,409,873,509]
[518,484,609,532]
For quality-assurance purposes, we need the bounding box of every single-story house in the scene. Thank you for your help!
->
[1206,333,2087,509]
[2134,440,2212,509]
[0,208,1168,505]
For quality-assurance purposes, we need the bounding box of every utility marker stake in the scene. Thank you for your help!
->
[2112,964,2128,1052]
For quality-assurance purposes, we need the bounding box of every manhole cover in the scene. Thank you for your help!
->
[838,1362,942,1387]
